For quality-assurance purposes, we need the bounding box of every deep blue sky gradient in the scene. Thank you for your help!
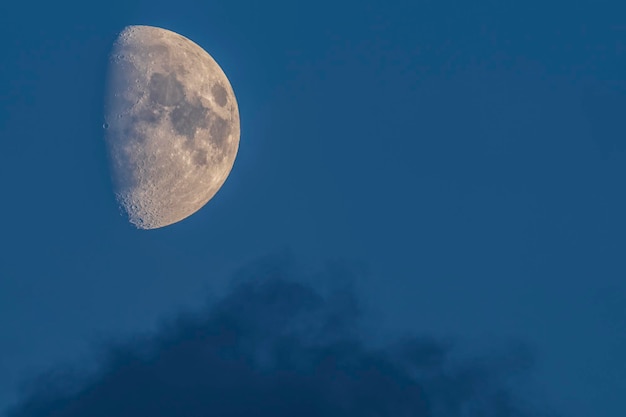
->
[1,0,625,416]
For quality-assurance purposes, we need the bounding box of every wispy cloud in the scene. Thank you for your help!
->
[8,256,554,417]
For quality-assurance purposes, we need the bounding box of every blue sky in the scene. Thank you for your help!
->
[1,0,625,416]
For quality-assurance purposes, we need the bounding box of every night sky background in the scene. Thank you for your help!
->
[1,1,625,416]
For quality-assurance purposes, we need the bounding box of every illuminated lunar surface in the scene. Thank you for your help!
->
[104,25,240,229]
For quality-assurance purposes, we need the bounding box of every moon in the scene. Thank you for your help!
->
[103,25,240,229]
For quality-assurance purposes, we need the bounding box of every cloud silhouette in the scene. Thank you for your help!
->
[8,257,553,417]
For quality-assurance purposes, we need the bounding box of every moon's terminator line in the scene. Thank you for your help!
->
[104,25,240,229]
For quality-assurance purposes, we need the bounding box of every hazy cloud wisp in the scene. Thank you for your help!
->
[8,258,553,417]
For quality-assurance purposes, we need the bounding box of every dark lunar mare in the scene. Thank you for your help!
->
[212,83,228,107]
[149,73,185,106]
[210,116,231,148]
[171,99,210,139]
[149,72,212,143]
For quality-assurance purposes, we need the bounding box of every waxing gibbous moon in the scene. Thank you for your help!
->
[104,25,240,229]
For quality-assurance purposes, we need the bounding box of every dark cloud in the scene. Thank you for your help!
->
[8,257,554,417]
